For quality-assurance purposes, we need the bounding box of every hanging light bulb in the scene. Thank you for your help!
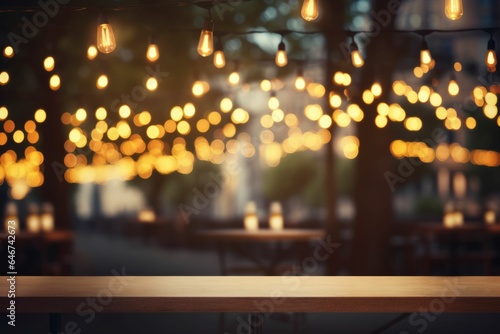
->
[228,62,240,86]
[3,46,14,58]
[445,0,463,20]
[448,78,459,96]
[301,0,319,21]
[229,71,240,86]
[213,39,226,69]
[87,45,98,60]
[44,56,55,72]
[192,80,210,97]
[146,37,159,62]
[96,13,116,54]
[350,40,364,68]
[197,18,214,57]
[486,36,497,72]
[192,80,203,96]
[295,68,306,91]
[275,40,288,67]
[268,92,280,110]
[420,39,432,66]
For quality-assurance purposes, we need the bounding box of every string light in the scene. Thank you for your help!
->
[197,18,214,57]
[96,74,108,89]
[87,45,98,60]
[0,71,9,85]
[371,82,382,97]
[43,56,55,72]
[275,38,288,67]
[448,76,459,96]
[228,62,240,86]
[5,6,500,182]
[486,35,497,72]
[445,0,463,21]
[49,74,60,91]
[146,37,159,62]
[420,37,432,67]
[192,80,210,97]
[146,77,158,91]
[350,37,364,68]
[213,38,226,69]
[295,68,306,91]
[301,0,319,21]
[97,12,116,54]
[268,92,280,110]
[4,46,14,58]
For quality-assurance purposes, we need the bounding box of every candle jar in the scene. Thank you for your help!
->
[269,214,284,230]
[244,214,259,231]
[244,201,259,231]
[3,202,18,232]
[443,212,455,228]
[41,203,55,232]
[484,210,496,225]
[27,203,41,233]
[269,202,284,230]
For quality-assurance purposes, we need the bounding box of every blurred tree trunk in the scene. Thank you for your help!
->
[350,0,399,275]
[37,25,72,230]
[321,1,345,275]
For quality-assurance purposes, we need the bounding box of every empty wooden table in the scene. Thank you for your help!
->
[196,229,327,275]
[1,276,499,333]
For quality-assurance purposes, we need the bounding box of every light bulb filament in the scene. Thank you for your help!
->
[96,14,116,54]
[97,24,116,53]
[420,39,432,66]
[445,0,463,20]
[214,51,226,68]
[275,41,288,67]
[214,40,226,69]
[421,50,432,65]
[197,19,214,57]
[301,0,319,21]
[350,41,364,68]
[352,50,364,68]
[486,50,497,66]
[486,38,497,72]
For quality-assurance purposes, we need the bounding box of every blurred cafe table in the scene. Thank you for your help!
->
[415,223,499,275]
[196,229,328,275]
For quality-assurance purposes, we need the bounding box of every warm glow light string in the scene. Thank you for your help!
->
[1,3,500,187]
[0,0,465,23]
[55,60,500,184]
[1,53,500,187]
[0,0,497,69]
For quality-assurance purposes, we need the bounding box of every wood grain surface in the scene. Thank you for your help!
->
[1,276,499,313]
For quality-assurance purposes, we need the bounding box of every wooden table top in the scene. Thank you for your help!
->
[195,228,326,241]
[2,276,499,313]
